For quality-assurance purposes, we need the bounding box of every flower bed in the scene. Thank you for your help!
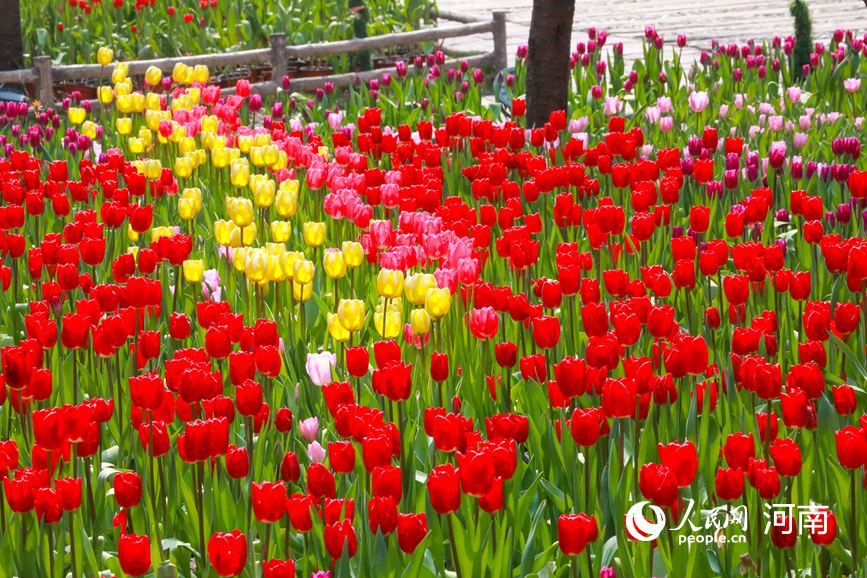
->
[0,23,865,578]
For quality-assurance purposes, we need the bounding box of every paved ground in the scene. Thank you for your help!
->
[439,0,867,65]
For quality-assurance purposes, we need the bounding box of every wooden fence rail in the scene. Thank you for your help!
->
[0,10,507,107]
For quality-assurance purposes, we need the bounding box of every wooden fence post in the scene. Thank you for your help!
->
[492,11,508,71]
[34,56,54,107]
[270,33,287,89]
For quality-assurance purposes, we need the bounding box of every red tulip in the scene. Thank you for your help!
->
[770,516,798,548]
[346,346,369,377]
[324,519,357,558]
[770,438,802,477]
[427,464,461,514]
[207,530,247,576]
[808,508,837,546]
[835,426,867,469]
[367,496,398,535]
[639,462,678,507]
[119,532,151,576]
[262,559,295,578]
[225,445,249,479]
[307,463,336,498]
[328,441,356,474]
[252,481,287,523]
[280,452,300,484]
[286,494,314,532]
[397,512,428,553]
[372,465,402,503]
[113,471,142,509]
[657,441,697,487]
[558,513,598,555]
[430,351,449,382]
[570,407,602,446]
[457,449,495,497]
[715,467,744,501]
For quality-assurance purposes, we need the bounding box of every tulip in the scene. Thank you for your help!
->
[427,464,461,514]
[558,513,598,555]
[337,299,365,332]
[252,482,287,523]
[299,417,319,442]
[377,269,405,298]
[424,287,451,319]
[96,46,114,66]
[113,471,142,508]
[119,533,151,576]
[397,513,428,553]
[207,530,247,577]
[303,221,326,247]
[182,259,204,283]
[306,352,336,386]
[263,559,296,578]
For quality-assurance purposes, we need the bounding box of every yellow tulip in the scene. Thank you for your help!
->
[376,269,404,298]
[245,250,268,283]
[230,158,250,188]
[411,309,431,336]
[425,287,452,319]
[116,117,132,135]
[265,254,285,282]
[81,121,97,140]
[232,247,248,271]
[174,156,193,179]
[182,259,204,283]
[193,64,210,83]
[128,137,144,154]
[112,62,129,84]
[96,46,114,66]
[242,222,257,246]
[327,313,351,343]
[323,249,346,279]
[179,198,197,221]
[227,197,254,228]
[150,226,174,242]
[405,273,436,306]
[293,281,313,302]
[337,299,365,332]
[237,134,253,154]
[293,259,314,285]
[127,224,139,242]
[342,241,364,268]
[275,189,298,218]
[302,221,326,247]
[145,66,163,87]
[270,221,292,243]
[114,79,132,96]
[97,86,114,104]
[251,174,276,207]
[172,62,191,84]
[68,107,86,125]
[214,219,236,246]
[374,307,402,338]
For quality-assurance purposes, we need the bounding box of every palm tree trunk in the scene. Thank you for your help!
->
[526,0,575,127]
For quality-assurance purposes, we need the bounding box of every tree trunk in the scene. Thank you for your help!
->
[526,0,575,127]
[0,0,24,72]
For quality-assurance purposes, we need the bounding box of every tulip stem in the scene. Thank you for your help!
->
[447,515,463,578]
[851,468,858,575]
[69,512,78,578]
[47,524,55,578]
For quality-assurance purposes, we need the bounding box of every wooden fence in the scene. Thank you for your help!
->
[0,10,507,107]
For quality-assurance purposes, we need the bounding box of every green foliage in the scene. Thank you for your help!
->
[790,0,813,80]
